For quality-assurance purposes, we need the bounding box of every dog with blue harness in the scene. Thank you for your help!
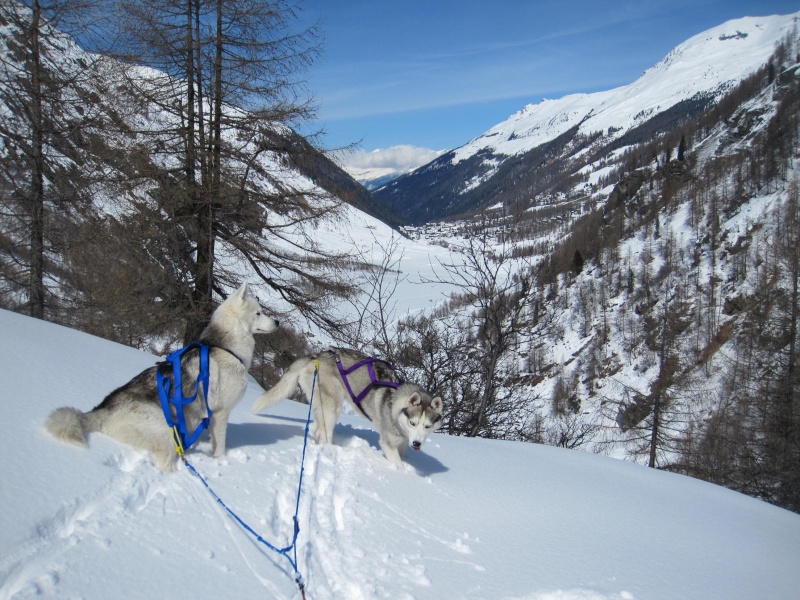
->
[45,283,279,470]
[253,347,443,466]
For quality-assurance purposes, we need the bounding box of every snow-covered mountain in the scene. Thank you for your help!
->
[378,12,800,223]
[343,164,411,190]
[341,145,447,190]
[3,308,800,600]
[454,15,793,161]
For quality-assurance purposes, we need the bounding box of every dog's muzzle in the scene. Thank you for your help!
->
[412,441,422,451]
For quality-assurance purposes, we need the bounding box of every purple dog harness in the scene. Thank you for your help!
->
[327,350,403,420]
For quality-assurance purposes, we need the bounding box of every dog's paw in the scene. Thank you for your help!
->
[156,454,178,472]
[385,457,410,471]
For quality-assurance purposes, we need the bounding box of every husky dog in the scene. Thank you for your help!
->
[252,348,443,466]
[45,283,279,470]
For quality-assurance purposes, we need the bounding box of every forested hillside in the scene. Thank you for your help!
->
[0,0,386,353]
[391,32,800,512]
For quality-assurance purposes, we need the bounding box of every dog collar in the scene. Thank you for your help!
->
[210,344,247,367]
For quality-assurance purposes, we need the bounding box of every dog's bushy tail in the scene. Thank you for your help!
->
[44,407,89,447]
[252,357,314,413]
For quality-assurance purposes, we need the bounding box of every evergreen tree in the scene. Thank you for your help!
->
[0,0,100,319]
[571,249,584,275]
[106,0,357,341]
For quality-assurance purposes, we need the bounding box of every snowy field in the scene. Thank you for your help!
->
[2,308,799,600]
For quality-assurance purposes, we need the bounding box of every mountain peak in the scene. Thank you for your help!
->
[472,12,798,164]
[378,11,800,223]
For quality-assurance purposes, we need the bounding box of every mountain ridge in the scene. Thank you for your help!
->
[378,12,800,224]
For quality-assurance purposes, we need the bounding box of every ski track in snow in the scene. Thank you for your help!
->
[0,451,169,599]
[0,420,483,600]
[304,441,427,600]
[0,403,640,600]
[274,431,481,600]
[210,426,488,600]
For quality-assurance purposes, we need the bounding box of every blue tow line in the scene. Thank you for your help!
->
[175,358,319,598]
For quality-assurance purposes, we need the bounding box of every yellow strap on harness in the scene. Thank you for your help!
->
[170,425,185,457]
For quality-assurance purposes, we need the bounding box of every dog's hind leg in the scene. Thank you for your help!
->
[311,399,332,444]
[311,379,344,444]
[93,406,177,471]
[208,409,230,457]
[151,444,178,471]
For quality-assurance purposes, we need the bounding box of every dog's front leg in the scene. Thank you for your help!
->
[209,410,230,457]
[379,436,404,467]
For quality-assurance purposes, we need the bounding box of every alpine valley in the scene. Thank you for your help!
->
[380,12,800,511]
[3,2,800,521]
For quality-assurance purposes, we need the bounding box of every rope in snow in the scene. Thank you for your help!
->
[180,358,320,599]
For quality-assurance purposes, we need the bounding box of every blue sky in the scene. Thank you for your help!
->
[300,1,799,171]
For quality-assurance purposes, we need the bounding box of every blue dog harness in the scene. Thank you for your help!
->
[157,342,212,455]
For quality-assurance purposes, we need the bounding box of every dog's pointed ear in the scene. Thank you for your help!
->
[232,282,249,302]
[431,396,443,412]
[408,392,421,406]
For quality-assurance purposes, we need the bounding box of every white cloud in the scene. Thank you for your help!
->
[338,145,444,174]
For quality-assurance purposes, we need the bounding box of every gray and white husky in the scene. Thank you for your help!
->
[45,283,279,470]
[252,348,443,466]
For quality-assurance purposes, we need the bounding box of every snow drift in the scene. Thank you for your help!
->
[1,308,799,600]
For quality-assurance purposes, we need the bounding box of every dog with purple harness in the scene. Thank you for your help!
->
[252,347,443,466]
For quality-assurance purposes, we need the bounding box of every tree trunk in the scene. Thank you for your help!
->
[28,0,45,319]
[184,0,213,343]
[470,350,499,437]
[648,384,661,468]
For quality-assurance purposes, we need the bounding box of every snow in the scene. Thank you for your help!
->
[2,307,800,600]
[345,165,399,182]
[226,201,461,339]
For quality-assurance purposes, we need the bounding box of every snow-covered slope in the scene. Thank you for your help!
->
[2,308,800,600]
[454,13,797,162]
